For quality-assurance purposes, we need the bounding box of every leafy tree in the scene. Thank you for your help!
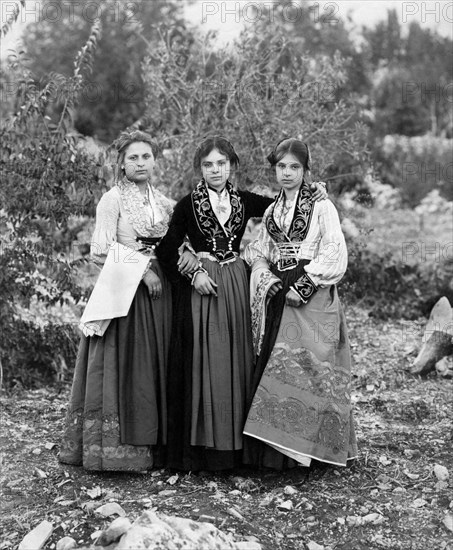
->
[138,20,369,200]
[20,0,186,142]
[364,11,453,138]
[1,10,104,387]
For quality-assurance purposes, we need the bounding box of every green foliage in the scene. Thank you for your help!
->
[364,11,453,138]
[1,0,25,38]
[20,0,185,142]
[140,23,369,199]
[339,204,453,319]
[1,17,104,388]
[341,244,426,320]
[374,134,453,206]
[1,319,78,389]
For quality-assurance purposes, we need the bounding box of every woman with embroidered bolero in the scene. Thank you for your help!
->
[156,136,328,471]
[243,138,358,470]
[59,130,198,472]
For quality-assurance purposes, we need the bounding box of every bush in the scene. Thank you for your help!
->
[140,24,369,199]
[1,19,104,388]
[374,134,453,207]
[341,234,453,320]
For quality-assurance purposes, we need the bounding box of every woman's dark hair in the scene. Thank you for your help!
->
[193,136,240,172]
[113,130,159,172]
[267,138,311,171]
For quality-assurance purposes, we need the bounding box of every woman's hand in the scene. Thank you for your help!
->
[310,181,328,201]
[268,280,283,298]
[285,288,303,307]
[178,250,199,276]
[143,269,162,300]
[193,272,218,297]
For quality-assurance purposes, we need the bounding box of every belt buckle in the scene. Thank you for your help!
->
[277,257,297,271]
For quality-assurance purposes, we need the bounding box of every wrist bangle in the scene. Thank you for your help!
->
[191,267,208,285]
[141,259,153,280]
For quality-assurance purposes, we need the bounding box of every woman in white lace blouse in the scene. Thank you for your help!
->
[59,130,197,472]
[243,138,358,470]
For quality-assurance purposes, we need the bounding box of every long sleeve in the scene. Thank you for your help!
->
[303,199,347,287]
[90,190,120,264]
[243,191,274,220]
[155,199,189,283]
[242,207,274,268]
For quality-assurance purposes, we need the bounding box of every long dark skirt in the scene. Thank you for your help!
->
[166,258,254,471]
[243,262,358,469]
[59,264,171,472]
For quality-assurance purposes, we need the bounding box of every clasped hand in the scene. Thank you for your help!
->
[193,272,218,297]
[177,250,199,275]
[268,281,303,307]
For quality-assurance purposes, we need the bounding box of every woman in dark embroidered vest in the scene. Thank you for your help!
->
[243,138,358,470]
[156,136,327,471]
[59,130,198,472]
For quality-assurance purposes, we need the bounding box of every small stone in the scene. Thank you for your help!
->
[229,490,241,496]
[32,448,42,455]
[362,513,385,524]
[283,485,298,495]
[98,517,132,545]
[307,542,324,550]
[56,536,76,550]
[94,502,126,517]
[90,530,102,541]
[411,498,428,508]
[86,486,102,499]
[277,500,293,511]
[346,515,362,526]
[18,520,53,550]
[433,464,449,482]
[166,474,179,485]
[227,507,244,520]
[435,481,449,491]
[198,515,216,523]
[404,470,419,480]
[443,513,453,532]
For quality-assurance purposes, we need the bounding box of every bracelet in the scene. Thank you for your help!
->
[141,259,153,280]
[191,267,208,286]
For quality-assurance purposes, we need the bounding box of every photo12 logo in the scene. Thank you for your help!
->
[201,1,340,25]
[401,1,453,23]
[1,1,141,24]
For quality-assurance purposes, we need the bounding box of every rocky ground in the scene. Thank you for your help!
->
[1,305,452,550]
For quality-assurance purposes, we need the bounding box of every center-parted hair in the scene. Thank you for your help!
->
[112,130,160,171]
[267,138,311,171]
[193,136,240,173]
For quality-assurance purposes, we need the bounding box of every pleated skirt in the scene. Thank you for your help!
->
[59,264,171,472]
[243,263,358,469]
[166,257,254,471]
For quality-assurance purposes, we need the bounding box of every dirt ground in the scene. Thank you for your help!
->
[1,305,452,550]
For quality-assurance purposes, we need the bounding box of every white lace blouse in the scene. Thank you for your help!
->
[243,198,347,288]
[90,184,173,263]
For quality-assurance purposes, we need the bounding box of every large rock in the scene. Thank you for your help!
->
[76,511,261,550]
[412,297,453,375]
[18,520,53,550]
